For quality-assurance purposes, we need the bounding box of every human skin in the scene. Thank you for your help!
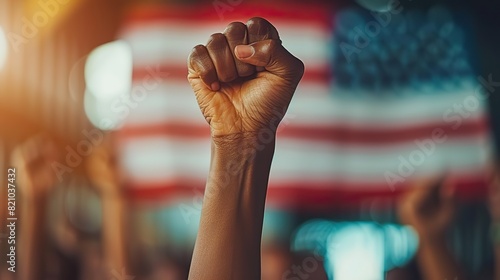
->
[399,178,466,280]
[186,17,304,280]
[488,167,500,280]
[86,137,128,275]
[11,135,59,280]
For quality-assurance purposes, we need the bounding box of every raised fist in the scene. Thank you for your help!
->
[188,17,304,137]
[11,135,59,200]
[398,177,456,241]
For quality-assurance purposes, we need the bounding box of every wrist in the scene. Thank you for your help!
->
[211,132,276,150]
[418,233,448,249]
[212,132,275,162]
[206,132,275,197]
[211,133,275,171]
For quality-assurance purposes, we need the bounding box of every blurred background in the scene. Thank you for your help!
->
[0,0,499,279]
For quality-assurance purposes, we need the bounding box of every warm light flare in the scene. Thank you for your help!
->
[0,26,8,69]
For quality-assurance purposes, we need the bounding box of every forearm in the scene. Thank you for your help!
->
[188,134,275,280]
[417,237,466,280]
[102,192,128,272]
[494,246,500,280]
[19,196,48,280]
[492,222,500,280]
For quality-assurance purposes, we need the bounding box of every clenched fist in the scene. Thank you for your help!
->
[399,177,456,241]
[11,135,59,200]
[188,17,304,137]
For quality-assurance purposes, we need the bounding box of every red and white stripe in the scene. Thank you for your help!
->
[116,3,492,209]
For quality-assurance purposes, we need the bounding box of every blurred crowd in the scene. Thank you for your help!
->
[1,134,499,280]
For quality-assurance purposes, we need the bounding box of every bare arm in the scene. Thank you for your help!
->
[495,246,500,280]
[12,136,58,280]
[101,192,127,272]
[489,166,500,280]
[19,194,49,280]
[416,236,464,280]
[399,178,466,280]
[188,135,274,279]
[186,17,303,280]
[86,138,128,274]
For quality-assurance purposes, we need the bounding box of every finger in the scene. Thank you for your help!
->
[246,17,280,44]
[224,22,254,77]
[246,17,280,72]
[188,44,219,91]
[206,33,238,83]
[234,39,304,84]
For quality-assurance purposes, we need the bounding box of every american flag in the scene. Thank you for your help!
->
[115,3,491,211]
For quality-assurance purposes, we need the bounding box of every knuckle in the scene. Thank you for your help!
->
[207,33,226,46]
[247,17,268,27]
[224,21,246,34]
[246,17,275,36]
[206,33,228,53]
[246,17,279,42]
[189,45,206,61]
[193,44,206,52]
[189,46,214,78]
[224,22,247,44]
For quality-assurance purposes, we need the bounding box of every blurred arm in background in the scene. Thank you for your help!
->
[12,135,59,280]
[186,17,303,280]
[86,135,129,276]
[489,166,500,280]
[399,178,466,280]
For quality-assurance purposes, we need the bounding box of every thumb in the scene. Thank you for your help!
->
[234,39,304,83]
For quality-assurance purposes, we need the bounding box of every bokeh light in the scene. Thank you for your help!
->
[84,40,133,130]
[85,40,133,99]
[292,221,419,279]
[84,88,123,130]
[325,223,385,280]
